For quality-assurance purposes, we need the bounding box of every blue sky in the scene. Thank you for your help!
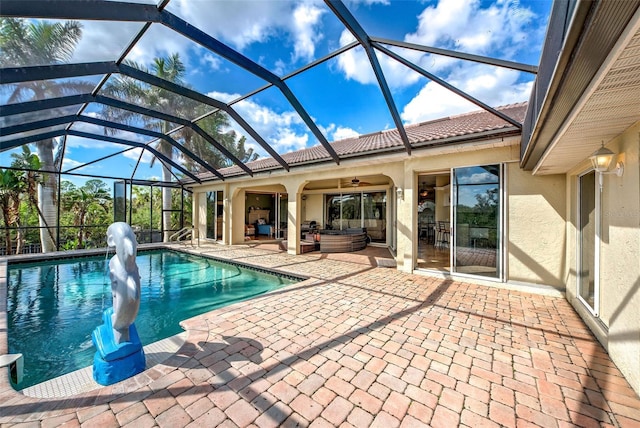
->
[1,0,553,186]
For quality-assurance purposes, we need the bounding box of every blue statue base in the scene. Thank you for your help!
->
[91,308,145,386]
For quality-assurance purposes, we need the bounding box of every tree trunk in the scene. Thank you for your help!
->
[15,225,24,255]
[2,204,13,255]
[36,139,58,252]
[162,165,172,242]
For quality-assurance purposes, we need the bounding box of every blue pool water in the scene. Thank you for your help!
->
[7,250,300,389]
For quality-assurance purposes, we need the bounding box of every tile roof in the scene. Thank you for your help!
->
[199,102,527,181]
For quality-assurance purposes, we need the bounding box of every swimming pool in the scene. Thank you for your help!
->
[7,249,300,389]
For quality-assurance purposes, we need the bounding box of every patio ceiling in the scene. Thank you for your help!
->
[1,0,542,186]
[521,1,640,175]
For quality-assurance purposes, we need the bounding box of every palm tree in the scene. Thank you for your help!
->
[103,53,261,239]
[104,54,199,241]
[9,146,56,252]
[0,169,23,254]
[186,111,259,171]
[1,18,94,252]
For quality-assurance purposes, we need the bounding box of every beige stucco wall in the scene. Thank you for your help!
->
[564,122,640,395]
[190,138,568,290]
[394,141,567,289]
[603,124,640,395]
[507,165,566,288]
[303,194,324,227]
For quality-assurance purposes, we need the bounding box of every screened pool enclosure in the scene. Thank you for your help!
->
[1,0,542,254]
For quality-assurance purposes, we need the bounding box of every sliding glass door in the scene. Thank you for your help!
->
[325,191,387,243]
[451,165,502,278]
[206,191,223,240]
[275,193,288,239]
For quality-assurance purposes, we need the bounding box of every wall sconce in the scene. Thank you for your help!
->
[589,142,624,176]
[301,195,307,200]
[396,187,403,199]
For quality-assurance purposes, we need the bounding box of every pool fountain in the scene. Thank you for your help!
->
[91,222,145,385]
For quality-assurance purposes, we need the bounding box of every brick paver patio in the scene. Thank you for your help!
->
[1,243,639,427]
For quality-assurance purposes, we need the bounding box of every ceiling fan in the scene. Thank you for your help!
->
[343,176,371,187]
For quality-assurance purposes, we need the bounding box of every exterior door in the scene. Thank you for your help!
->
[206,191,223,240]
[451,165,502,279]
[275,193,288,239]
[578,170,599,315]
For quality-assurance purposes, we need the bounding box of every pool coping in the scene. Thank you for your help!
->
[20,332,188,398]
[0,243,311,402]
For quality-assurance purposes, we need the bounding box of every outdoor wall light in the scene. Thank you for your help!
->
[589,142,624,176]
[396,187,403,199]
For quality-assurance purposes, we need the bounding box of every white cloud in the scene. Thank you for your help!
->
[71,21,144,63]
[335,30,423,89]
[273,128,309,152]
[201,53,223,71]
[332,126,360,141]
[61,157,86,171]
[291,4,326,62]
[64,134,111,150]
[125,24,192,66]
[467,172,496,183]
[207,90,311,155]
[321,123,360,141]
[336,32,375,85]
[401,66,533,124]
[165,0,325,71]
[123,147,155,165]
[405,0,535,56]
[335,0,539,121]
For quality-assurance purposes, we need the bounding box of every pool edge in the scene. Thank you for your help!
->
[0,243,311,404]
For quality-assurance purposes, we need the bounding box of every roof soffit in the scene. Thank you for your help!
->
[533,4,640,175]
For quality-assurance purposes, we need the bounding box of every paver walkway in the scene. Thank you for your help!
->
[1,243,639,427]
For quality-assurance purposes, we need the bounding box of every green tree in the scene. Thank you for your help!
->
[104,54,199,241]
[186,111,259,171]
[1,18,94,252]
[9,146,56,248]
[60,180,111,249]
[104,53,260,239]
[130,185,162,235]
[0,169,23,254]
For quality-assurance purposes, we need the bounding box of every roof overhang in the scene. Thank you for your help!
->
[521,0,640,175]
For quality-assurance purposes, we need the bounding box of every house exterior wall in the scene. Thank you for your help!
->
[395,142,567,290]
[507,164,566,287]
[565,122,640,395]
[191,137,567,292]
[304,194,324,227]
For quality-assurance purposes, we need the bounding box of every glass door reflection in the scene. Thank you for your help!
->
[452,165,501,278]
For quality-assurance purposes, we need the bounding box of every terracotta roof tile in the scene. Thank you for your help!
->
[200,103,526,180]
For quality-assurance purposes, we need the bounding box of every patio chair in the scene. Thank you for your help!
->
[435,221,450,249]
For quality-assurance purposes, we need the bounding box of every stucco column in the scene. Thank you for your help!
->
[192,191,204,241]
[282,179,307,255]
[395,171,415,273]
[230,188,246,244]
[384,164,412,272]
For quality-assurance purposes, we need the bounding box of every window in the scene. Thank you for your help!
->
[324,191,387,243]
